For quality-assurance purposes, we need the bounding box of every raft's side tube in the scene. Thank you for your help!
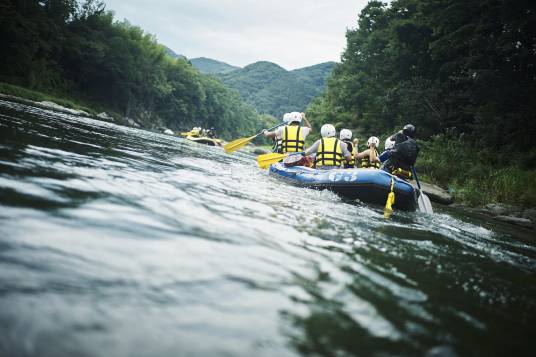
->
[268,163,417,211]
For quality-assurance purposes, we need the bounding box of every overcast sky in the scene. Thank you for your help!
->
[104,0,370,70]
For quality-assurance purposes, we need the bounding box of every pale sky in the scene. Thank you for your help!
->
[104,0,371,70]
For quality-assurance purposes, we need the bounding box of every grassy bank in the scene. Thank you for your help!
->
[418,134,536,207]
[0,82,97,115]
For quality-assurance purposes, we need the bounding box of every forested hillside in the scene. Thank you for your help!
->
[309,0,535,157]
[190,57,240,74]
[217,61,336,118]
[0,0,259,138]
[307,0,536,205]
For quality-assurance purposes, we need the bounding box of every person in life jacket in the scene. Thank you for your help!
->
[207,127,216,138]
[355,136,381,168]
[190,127,202,137]
[271,113,291,153]
[381,124,419,178]
[379,136,395,163]
[263,112,312,153]
[339,129,356,168]
[303,124,352,169]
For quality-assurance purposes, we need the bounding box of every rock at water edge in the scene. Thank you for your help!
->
[97,112,114,121]
[522,208,536,223]
[494,215,533,228]
[413,181,453,205]
[479,203,523,217]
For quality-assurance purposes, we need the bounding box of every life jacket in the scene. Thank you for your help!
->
[315,137,343,168]
[342,140,355,168]
[272,138,282,153]
[389,138,419,170]
[391,167,413,180]
[281,125,305,153]
[360,148,380,169]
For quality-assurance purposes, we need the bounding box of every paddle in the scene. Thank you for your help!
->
[257,152,287,169]
[224,122,286,154]
[412,167,434,214]
[256,151,304,169]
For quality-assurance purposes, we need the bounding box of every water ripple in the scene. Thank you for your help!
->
[1,100,536,356]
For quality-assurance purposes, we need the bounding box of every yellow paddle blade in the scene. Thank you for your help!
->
[383,191,395,218]
[256,152,287,169]
[223,135,256,154]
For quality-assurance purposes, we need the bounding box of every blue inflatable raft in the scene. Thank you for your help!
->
[269,163,417,211]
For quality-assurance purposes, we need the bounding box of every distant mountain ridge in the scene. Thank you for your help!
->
[216,60,336,118]
[190,57,240,74]
[163,49,336,118]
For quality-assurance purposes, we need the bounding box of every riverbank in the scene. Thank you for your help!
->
[0,83,172,132]
[0,82,96,115]
[417,133,536,229]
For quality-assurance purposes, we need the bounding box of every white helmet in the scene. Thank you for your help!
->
[384,137,395,150]
[340,129,352,140]
[367,136,380,147]
[289,111,302,124]
[282,113,292,123]
[321,124,336,138]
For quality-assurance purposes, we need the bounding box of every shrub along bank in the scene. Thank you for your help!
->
[417,134,536,208]
[0,82,97,115]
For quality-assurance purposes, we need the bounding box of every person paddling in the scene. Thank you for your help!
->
[381,124,419,179]
[304,124,352,169]
[339,129,356,168]
[263,112,312,153]
[355,136,381,168]
[379,136,395,163]
[207,127,216,138]
[271,113,290,153]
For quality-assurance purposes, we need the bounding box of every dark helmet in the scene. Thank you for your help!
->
[403,124,416,138]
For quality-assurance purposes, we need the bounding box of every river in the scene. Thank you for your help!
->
[0,99,535,357]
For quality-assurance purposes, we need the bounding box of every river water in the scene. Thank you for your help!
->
[0,99,535,357]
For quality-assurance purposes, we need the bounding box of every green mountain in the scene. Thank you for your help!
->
[216,61,336,118]
[291,62,337,89]
[190,57,240,74]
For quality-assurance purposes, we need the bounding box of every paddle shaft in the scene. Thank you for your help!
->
[412,166,434,214]
[224,122,286,154]
[412,167,422,190]
[254,122,286,139]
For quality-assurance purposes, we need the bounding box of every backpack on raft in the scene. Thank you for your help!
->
[283,155,313,167]
[389,138,419,169]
